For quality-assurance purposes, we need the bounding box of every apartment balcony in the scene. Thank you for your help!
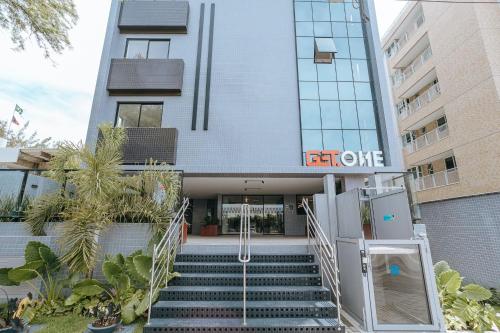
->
[385,11,425,63]
[122,128,178,165]
[107,59,184,95]
[391,47,432,88]
[397,82,441,120]
[403,123,449,154]
[415,168,459,191]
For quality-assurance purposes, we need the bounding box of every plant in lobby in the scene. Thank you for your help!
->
[434,261,499,332]
[24,124,181,276]
[201,215,219,236]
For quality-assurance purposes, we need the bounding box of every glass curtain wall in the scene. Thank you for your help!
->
[294,0,380,163]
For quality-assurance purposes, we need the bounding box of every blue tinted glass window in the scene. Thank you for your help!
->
[312,2,330,21]
[298,59,317,81]
[317,63,336,81]
[343,130,362,151]
[323,130,344,150]
[300,100,321,129]
[296,22,314,36]
[345,3,361,22]
[333,38,350,58]
[318,82,338,100]
[302,130,323,151]
[357,101,377,129]
[340,101,358,129]
[297,37,314,58]
[332,22,347,37]
[347,22,363,37]
[349,38,367,59]
[330,3,345,21]
[295,2,312,21]
[352,59,370,81]
[335,59,353,81]
[338,82,355,100]
[360,130,380,151]
[300,82,319,99]
[354,82,372,100]
[314,22,332,37]
[320,101,341,129]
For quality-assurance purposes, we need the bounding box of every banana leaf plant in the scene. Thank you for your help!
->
[65,251,172,324]
[434,261,500,332]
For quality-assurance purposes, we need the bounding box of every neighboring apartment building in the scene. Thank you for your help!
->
[382,1,500,287]
[86,0,403,239]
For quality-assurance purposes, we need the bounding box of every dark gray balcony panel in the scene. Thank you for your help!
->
[122,128,178,165]
[107,59,184,95]
[119,1,189,33]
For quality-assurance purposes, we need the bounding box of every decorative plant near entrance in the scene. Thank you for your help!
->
[434,261,499,332]
[24,124,182,276]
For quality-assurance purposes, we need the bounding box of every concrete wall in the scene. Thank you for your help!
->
[421,192,500,288]
[0,222,153,297]
[191,199,207,235]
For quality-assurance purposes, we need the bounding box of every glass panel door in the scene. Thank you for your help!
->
[243,196,264,234]
[263,196,284,234]
[221,195,242,234]
[369,244,432,326]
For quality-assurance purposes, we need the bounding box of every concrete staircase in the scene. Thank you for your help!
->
[144,253,343,332]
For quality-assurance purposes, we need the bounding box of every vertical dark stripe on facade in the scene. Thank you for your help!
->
[203,3,215,131]
[191,3,205,130]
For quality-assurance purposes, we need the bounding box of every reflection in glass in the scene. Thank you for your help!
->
[318,82,338,100]
[333,38,350,58]
[340,101,358,129]
[263,196,284,234]
[355,82,373,100]
[330,3,346,22]
[116,104,140,127]
[335,59,353,81]
[332,22,347,37]
[343,130,362,151]
[317,63,336,81]
[296,22,314,36]
[125,40,148,59]
[369,244,432,325]
[345,3,361,22]
[361,130,380,151]
[314,22,332,37]
[320,101,341,129]
[139,104,162,127]
[338,82,355,100]
[352,59,370,82]
[347,22,364,37]
[323,130,344,150]
[148,40,169,59]
[301,100,321,129]
[357,101,377,129]
[295,2,312,21]
[312,2,330,21]
[349,38,367,59]
[221,196,241,234]
[300,82,319,99]
[302,130,323,151]
[297,37,314,58]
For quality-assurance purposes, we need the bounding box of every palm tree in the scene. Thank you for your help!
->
[25,124,181,276]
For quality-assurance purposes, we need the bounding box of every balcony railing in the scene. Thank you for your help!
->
[386,13,425,59]
[404,123,449,154]
[415,168,459,191]
[398,82,441,119]
[392,47,432,87]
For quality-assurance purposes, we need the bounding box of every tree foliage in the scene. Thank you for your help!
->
[0,0,78,58]
[0,119,52,148]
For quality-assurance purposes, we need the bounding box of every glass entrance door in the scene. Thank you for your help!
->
[221,195,284,235]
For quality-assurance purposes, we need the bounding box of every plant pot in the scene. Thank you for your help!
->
[182,223,188,243]
[363,224,373,240]
[87,322,120,333]
[0,327,16,333]
[200,224,218,236]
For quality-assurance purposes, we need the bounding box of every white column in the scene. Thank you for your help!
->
[323,174,337,243]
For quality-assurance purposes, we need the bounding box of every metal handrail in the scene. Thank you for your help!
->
[238,203,251,326]
[302,198,342,328]
[147,197,190,326]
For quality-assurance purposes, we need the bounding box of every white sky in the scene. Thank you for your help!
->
[0,0,406,144]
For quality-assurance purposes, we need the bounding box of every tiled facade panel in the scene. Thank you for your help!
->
[119,1,189,33]
[421,193,500,288]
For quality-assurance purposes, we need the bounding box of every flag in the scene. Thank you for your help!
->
[11,115,19,126]
[14,104,23,115]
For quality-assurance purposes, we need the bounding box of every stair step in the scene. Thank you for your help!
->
[175,254,314,263]
[159,286,331,301]
[151,300,337,318]
[144,318,343,332]
[174,262,319,274]
[169,273,322,286]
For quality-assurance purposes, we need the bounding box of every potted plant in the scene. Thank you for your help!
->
[360,204,373,240]
[201,215,218,236]
[88,303,120,333]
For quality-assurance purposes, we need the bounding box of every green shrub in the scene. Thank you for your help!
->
[434,261,499,332]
